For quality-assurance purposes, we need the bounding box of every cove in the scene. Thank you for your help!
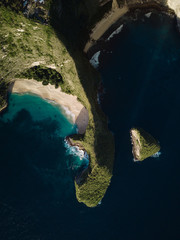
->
[0,12,180,240]
[0,93,89,239]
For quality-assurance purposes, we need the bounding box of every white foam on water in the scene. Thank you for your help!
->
[145,12,152,18]
[133,158,139,162]
[89,51,101,68]
[151,151,161,158]
[45,99,58,105]
[45,99,74,121]
[64,139,89,161]
[61,106,75,122]
[106,24,124,41]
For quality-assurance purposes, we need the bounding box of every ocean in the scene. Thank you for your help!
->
[0,12,180,240]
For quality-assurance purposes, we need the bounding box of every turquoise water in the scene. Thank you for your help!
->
[1,12,180,240]
[0,93,88,222]
[0,93,89,174]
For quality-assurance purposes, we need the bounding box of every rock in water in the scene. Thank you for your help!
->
[130,128,160,161]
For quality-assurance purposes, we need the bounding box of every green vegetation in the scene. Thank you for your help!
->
[0,5,114,207]
[0,0,23,12]
[66,52,114,207]
[16,65,63,87]
[131,128,160,161]
[0,5,75,105]
[0,80,9,110]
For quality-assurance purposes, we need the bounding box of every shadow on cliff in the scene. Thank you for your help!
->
[49,0,114,170]
[75,107,89,135]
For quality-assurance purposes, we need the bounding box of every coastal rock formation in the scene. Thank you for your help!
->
[167,0,180,27]
[130,128,160,161]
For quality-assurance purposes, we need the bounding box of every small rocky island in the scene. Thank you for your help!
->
[130,128,160,161]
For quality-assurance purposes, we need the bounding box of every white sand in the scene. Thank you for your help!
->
[11,79,89,134]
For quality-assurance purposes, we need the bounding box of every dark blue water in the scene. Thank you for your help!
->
[0,13,180,240]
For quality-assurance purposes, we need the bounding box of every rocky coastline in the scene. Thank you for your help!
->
[65,136,88,153]
[65,136,90,185]
[1,0,179,207]
[57,0,178,205]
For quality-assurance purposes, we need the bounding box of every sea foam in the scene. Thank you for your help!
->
[151,151,161,158]
[106,24,124,41]
[64,139,89,161]
[90,51,101,68]
[145,12,152,18]
[61,106,75,122]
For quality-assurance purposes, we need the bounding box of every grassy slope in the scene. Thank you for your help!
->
[131,128,160,161]
[0,6,114,207]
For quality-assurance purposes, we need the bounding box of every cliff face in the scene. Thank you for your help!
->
[167,0,180,27]
[130,128,160,161]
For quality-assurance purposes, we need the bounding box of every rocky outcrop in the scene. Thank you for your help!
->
[130,128,160,161]
[167,0,180,28]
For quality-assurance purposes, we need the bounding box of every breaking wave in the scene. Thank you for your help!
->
[106,24,124,41]
[64,139,89,162]
[151,151,162,158]
[90,51,101,68]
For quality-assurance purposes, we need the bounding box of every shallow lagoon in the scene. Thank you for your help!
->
[0,13,180,240]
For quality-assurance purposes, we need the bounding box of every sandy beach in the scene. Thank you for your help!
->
[84,6,128,52]
[11,79,89,134]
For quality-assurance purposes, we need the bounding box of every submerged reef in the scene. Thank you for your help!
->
[130,128,160,161]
